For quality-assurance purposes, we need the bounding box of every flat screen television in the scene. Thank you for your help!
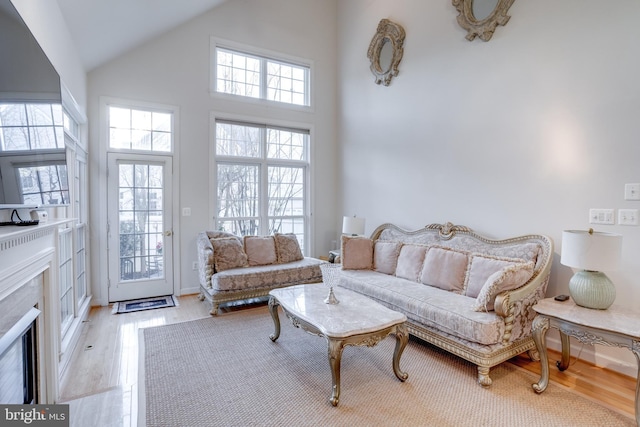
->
[0,0,69,208]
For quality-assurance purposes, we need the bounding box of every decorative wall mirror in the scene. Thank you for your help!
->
[367,19,405,86]
[452,0,515,42]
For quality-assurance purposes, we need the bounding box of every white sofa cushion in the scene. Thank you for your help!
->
[373,241,402,275]
[339,270,505,346]
[211,257,324,291]
[464,254,528,298]
[395,244,428,281]
[473,261,535,312]
[420,246,469,292]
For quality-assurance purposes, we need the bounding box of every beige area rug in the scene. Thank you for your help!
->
[140,306,633,427]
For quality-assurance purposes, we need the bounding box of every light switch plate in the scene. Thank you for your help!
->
[624,183,640,200]
[619,209,639,225]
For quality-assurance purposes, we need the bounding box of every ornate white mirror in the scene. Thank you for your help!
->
[452,0,515,42]
[367,19,405,86]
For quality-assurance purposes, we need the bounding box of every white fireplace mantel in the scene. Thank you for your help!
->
[0,219,74,403]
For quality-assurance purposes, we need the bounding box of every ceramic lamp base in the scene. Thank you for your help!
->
[569,270,615,310]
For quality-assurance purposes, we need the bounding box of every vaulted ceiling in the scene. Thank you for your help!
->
[55,0,228,71]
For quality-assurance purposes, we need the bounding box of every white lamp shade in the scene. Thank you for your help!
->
[560,230,622,272]
[342,216,365,235]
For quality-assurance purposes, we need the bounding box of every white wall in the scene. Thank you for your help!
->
[337,0,640,376]
[87,0,339,302]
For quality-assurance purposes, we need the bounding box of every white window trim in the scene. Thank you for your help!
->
[209,37,315,113]
[104,98,178,155]
[209,111,315,255]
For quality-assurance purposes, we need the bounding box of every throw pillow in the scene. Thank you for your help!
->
[341,235,373,270]
[210,237,248,272]
[395,244,428,282]
[244,236,278,266]
[274,233,304,263]
[373,241,402,275]
[473,261,535,312]
[420,246,469,292]
[464,254,528,298]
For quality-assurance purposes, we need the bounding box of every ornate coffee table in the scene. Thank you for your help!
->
[268,284,409,406]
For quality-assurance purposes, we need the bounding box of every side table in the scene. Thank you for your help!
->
[531,297,640,427]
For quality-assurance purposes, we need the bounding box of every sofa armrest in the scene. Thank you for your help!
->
[197,232,215,289]
[493,235,554,344]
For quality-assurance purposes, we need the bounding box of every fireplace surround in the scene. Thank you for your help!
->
[0,219,74,403]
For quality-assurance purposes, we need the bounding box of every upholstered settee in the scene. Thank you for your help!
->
[197,231,324,315]
[337,222,553,387]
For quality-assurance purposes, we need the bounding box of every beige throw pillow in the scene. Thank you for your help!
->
[395,244,428,282]
[341,235,373,270]
[473,261,535,312]
[465,254,528,298]
[210,237,248,272]
[274,233,304,263]
[373,241,402,275]
[244,236,277,266]
[420,246,469,292]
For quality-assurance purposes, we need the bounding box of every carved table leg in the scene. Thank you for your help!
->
[633,346,640,427]
[532,315,550,393]
[556,330,571,371]
[327,338,344,406]
[268,297,281,342]
[393,324,409,381]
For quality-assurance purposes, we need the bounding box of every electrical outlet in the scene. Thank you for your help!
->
[618,209,639,225]
[589,209,615,225]
[624,183,640,201]
[182,207,192,216]
[192,261,198,270]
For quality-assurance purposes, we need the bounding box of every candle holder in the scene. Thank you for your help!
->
[320,263,341,304]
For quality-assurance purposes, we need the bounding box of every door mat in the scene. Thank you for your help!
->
[112,295,176,314]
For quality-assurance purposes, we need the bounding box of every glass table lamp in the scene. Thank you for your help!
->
[560,229,622,310]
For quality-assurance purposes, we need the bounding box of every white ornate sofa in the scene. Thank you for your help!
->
[197,231,324,315]
[337,222,553,387]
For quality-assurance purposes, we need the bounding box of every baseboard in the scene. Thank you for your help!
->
[179,285,200,296]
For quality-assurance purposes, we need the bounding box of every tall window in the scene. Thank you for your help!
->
[214,119,309,252]
[213,46,310,107]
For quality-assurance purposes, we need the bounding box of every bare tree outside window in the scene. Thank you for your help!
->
[215,120,309,253]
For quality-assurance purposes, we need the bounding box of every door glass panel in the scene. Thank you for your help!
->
[118,162,164,281]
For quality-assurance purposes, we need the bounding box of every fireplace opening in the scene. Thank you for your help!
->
[0,307,40,404]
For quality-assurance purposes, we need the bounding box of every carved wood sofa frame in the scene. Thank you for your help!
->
[366,222,554,386]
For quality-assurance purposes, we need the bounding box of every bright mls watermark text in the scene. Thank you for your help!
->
[1,405,69,426]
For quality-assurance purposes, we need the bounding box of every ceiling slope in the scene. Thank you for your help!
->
[55,0,228,71]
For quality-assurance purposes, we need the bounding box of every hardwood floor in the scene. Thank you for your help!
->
[58,295,636,426]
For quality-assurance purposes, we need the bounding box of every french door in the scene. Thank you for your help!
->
[107,153,173,302]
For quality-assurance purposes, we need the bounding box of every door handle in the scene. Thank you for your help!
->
[164,230,173,237]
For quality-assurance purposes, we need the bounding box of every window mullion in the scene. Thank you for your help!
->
[260,127,269,235]
[260,58,267,101]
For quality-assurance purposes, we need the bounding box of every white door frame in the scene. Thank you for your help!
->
[107,153,174,302]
